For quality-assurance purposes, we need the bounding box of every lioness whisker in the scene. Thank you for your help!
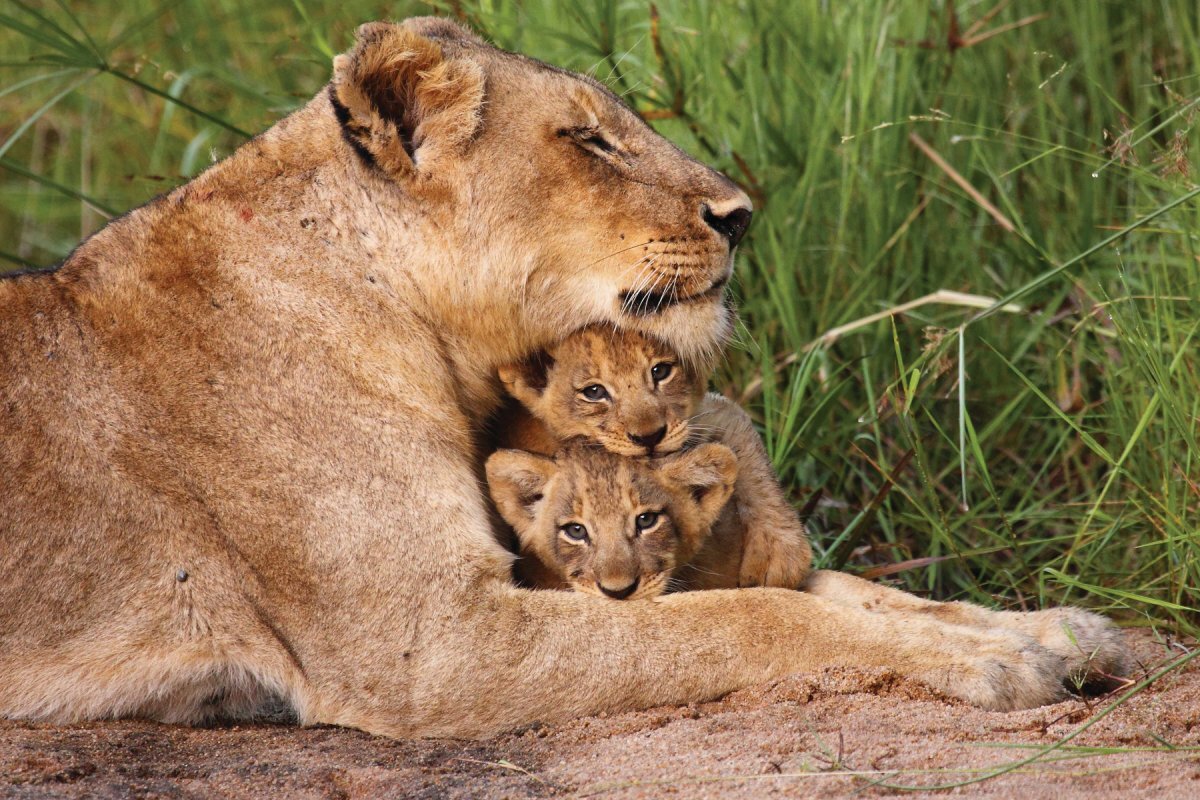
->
[616,258,652,316]
[653,268,678,315]
[618,254,651,291]
[634,256,661,298]
[578,238,658,270]
[624,258,657,299]
[639,258,666,315]
[623,257,660,316]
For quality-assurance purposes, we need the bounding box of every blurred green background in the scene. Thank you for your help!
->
[2,1,1197,634]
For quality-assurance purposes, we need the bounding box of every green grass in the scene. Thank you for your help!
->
[2,0,1198,634]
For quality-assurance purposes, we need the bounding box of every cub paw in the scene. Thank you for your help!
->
[738,530,811,589]
[1001,607,1129,693]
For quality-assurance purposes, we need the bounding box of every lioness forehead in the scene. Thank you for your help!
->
[446,31,630,105]
[458,47,658,157]
[486,45,635,112]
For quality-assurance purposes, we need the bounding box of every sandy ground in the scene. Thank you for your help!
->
[2,630,1197,799]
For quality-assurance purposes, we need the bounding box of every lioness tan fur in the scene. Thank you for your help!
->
[798,571,1129,689]
[487,442,740,598]
[0,18,1127,737]
[495,324,812,587]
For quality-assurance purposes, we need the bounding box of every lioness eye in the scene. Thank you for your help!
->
[560,523,589,542]
[650,362,674,384]
[582,131,616,153]
[559,126,618,156]
[634,512,660,532]
[576,127,616,153]
[580,384,609,402]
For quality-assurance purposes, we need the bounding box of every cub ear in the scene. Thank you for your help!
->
[331,20,485,177]
[485,449,558,538]
[657,443,738,528]
[497,351,555,410]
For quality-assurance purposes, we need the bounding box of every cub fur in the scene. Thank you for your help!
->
[486,442,741,598]
[496,324,812,588]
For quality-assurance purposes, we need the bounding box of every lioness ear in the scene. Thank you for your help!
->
[497,351,555,410]
[331,20,484,177]
[657,443,738,528]
[485,449,557,536]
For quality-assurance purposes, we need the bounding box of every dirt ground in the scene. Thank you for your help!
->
[2,630,1197,799]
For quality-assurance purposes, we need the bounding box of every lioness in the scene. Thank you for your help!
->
[487,442,742,598]
[0,18,1126,737]
[495,324,812,588]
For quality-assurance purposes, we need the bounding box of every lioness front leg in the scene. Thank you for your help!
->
[368,583,1070,738]
[694,394,812,588]
[801,570,1127,688]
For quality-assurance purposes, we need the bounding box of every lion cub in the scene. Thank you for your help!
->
[486,442,742,598]
[494,324,811,589]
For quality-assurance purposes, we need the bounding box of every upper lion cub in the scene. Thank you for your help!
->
[494,324,812,589]
[495,323,700,458]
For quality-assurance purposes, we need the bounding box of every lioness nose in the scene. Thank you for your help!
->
[701,202,752,248]
[628,426,667,451]
[597,578,639,600]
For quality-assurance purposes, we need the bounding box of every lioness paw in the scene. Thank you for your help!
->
[1000,607,1129,692]
[920,629,1068,711]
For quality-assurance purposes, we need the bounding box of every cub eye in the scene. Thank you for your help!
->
[561,523,589,542]
[650,362,674,384]
[634,511,660,532]
[580,384,609,402]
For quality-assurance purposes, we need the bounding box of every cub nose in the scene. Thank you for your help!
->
[628,426,667,451]
[597,578,640,600]
[701,202,752,248]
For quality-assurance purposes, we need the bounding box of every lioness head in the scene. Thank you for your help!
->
[486,442,737,599]
[498,325,702,457]
[329,18,751,369]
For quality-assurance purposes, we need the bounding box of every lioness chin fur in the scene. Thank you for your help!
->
[0,17,1126,736]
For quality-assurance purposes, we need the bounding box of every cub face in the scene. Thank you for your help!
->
[486,442,737,599]
[498,325,702,457]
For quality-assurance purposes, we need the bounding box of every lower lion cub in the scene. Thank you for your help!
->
[488,324,811,595]
[487,442,741,598]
